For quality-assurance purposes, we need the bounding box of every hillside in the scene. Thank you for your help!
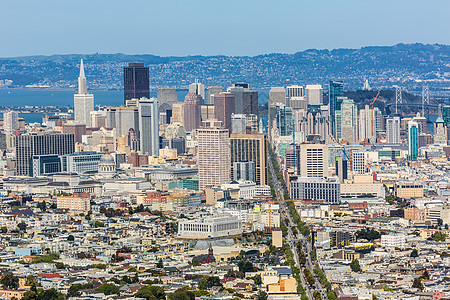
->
[0,43,449,94]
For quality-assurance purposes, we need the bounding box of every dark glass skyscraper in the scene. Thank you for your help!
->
[124,63,149,103]
[329,80,344,135]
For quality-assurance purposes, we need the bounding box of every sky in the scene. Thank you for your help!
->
[1,0,449,57]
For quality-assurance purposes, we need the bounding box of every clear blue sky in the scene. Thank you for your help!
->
[1,0,449,57]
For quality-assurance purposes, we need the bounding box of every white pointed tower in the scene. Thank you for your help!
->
[74,59,94,127]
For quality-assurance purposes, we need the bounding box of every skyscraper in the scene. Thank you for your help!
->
[434,118,447,145]
[442,105,450,126]
[214,92,235,130]
[231,114,246,134]
[269,87,286,105]
[358,105,375,142]
[183,93,202,132]
[16,133,75,176]
[124,63,149,102]
[227,83,258,115]
[3,111,18,133]
[386,117,401,144]
[198,127,230,190]
[157,87,177,107]
[276,104,293,136]
[189,80,205,102]
[106,106,139,137]
[206,86,223,105]
[138,98,159,155]
[408,120,419,160]
[299,144,329,178]
[74,59,94,126]
[339,98,357,142]
[329,80,344,135]
[230,134,267,185]
[305,84,323,105]
[335,157,348,182]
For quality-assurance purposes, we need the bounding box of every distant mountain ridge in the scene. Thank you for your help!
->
[0,43,449,92]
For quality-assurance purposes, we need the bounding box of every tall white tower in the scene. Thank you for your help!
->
[74,59,94,126]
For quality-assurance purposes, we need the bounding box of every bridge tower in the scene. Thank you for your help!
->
[395,86,402,114]
[422,85,430,118]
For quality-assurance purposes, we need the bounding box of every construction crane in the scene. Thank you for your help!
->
[370,91,380,143]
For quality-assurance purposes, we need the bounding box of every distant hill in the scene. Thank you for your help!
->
[0,43,449,95]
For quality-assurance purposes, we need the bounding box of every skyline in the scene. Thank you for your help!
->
[1,0,450,57]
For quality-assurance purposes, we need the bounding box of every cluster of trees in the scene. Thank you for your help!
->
[197,277,222,290]
[429,231,447,242]
[356,228,381,241]
[303,268,315,286]
[350,259,362,272]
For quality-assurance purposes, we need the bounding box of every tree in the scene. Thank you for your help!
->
[17,222,27,232]
[198,279,208,290]
[313,291,322,300]
[1,273,19,289]
[410,249,419,257]
[67,235,75,242]
[37,288,64,300]
[237,260,254,273]
[0,226,7,233]
[350,259,362,272]
[37,201,46,212]
[96,283,120,295]
[156,259,164,268]
[256,290,268,300]
[25,275,38,287]
[168,288,195,300]
[421,269,430,280]
[206,276,222,288]
[135,285,166,300]
[68,283,94,297]
[94,221,105,228]
[412,278,423,290]
[327,292,338,300]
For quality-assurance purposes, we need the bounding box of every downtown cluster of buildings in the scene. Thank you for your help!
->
[0,61,449,299]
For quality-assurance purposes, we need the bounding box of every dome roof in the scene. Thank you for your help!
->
[99,153,115,164]
[435,118,445,123]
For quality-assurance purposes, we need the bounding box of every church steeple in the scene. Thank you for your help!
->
[78,59,87,95]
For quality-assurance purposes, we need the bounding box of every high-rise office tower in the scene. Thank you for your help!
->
[232,161,256,182]
[171,103,184,125]
[408,121,419,160]
[198,127,230,190]
[443,105,450,126]
[124,63,149,102]
[335,157,348,182]
[62,123,86,144]
[3,111,18,133]
[305,84,323,105]
[157,87,177,107]
[434,118,447,145]
[189,80,205,103]
[329,80,344,135]
[227,83,258,115]
[269,87,286,105]
[351,151,366,174]
[275,104,293,136]
[230,134,267,185]
[106,106,139,137]
[358,105,375,142]
[286,85,303,98]
[183,93,202,132]
[90,110,107,128]
[231,114,246,134]
[214,92,235,130]
[339,98,357,142]
[386,117,401,144]
[206,86,223,105]
[138,98,159,155]
[299,144,329,178]
[74,59,94,126]
[16,133,75,176]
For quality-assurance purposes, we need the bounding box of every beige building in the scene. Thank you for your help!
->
[272,229,283,248]
[267,277,297,294]
[341,175,385,198]
[171,103,184,125]
[299,143,329,177]
[57,192,91,213]
[395,182,424,198]
[197,127,230,190]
